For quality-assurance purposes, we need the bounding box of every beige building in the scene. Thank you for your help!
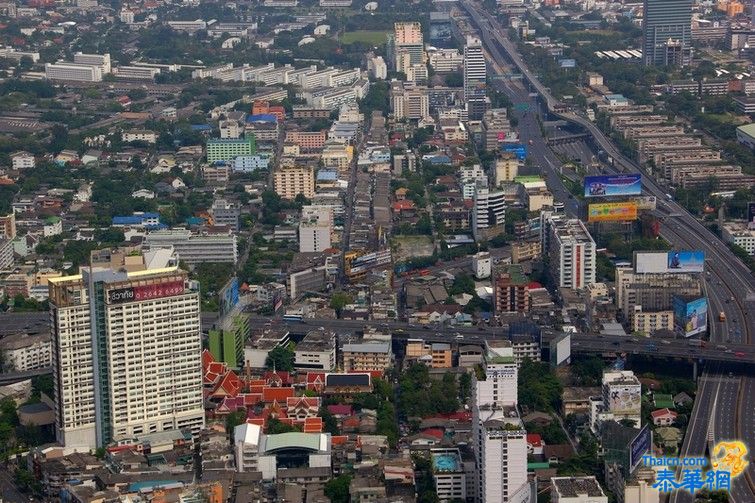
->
[615,266,701,315]
[495,156,519,185]
[394,21,422,45]
[431,343,452,368]
[631,308,674,335]
[48,250,204,450]
[342,342,392,371]
[274,166,315,200]
[511,241,541,264]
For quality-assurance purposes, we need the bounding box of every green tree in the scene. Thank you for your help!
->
[459,372,472,403]
[267,417,299,434]
[265,344,295,371]
[449,274,475,296]
[517,358,562,412]
[324,474,352,503]
[329,292,353,316]
[225,410,246,433]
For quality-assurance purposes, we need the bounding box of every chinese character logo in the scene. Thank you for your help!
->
[711,441,749,479]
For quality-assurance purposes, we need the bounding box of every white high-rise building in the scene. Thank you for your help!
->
[472,184,505,241]
[45,62,103,82]
[472,349,529,503]
[48,250,204,450]
[299,206,332,253]
[464,35,487,115]
[541,213,596,289]
[473,251,492,279]
[73,52,111,74]
[367,55,387,80]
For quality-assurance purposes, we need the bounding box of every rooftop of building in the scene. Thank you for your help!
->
[431,449,462,473]
[342,342,391,353]
[550,217,595,244]
[0,331,50,350]
[262,432,327,453]
[552,477,605,498]
[297,328,336,352]
[602,370,640,386]
[723,221,755,235]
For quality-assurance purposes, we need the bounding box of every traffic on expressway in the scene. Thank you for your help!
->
[460,2,755,500]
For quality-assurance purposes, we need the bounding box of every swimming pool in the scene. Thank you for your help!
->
[432,453,460,472]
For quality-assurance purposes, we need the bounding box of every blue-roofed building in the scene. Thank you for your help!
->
[191,124,213,132]
[246,113,278,123]
[317,169,338,181]
[604,94,629,106]
[112,212,161,229]
[186,216,206,227]
[233,154,270,172]
[423,154,452,165]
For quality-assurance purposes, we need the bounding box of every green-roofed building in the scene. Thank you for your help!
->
[233,423,332,480]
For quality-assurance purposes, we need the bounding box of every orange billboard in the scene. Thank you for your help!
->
[587,202,638,222]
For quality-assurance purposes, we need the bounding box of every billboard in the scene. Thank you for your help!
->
[673,296,708,337]
[584,174,642,198]
[748,202,755,229]
[587,202,638,222]
[559,58,576,68]
[502,143,527,160]
[549,332,571,367]
[630,425,652,472]
[631,195,656,210]
[667,250,705,273]
[107,280,185,304]
[348,249,392,275]
[635,250,705,274]
[219,276,240,316]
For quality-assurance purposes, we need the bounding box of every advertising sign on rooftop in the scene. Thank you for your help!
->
[584,174,642,198]
[587,202,638,222]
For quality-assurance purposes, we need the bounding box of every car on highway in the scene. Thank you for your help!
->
[735,352,745,358]
[455,334,464,340]
[661,340,671,345]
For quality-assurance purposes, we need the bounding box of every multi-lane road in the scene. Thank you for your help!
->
[461,1,755,500]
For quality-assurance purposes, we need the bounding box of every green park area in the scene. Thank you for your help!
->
[339,30,388,45]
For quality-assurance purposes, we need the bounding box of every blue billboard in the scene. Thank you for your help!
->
[219,276,240,316]
[630,425,652,471]
[673,296,708,337]
[502,143,527,160]
[667,250,704,273]
[584,174,642,198]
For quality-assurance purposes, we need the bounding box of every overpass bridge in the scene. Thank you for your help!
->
[245,316,755,365]
[546,133,590,146]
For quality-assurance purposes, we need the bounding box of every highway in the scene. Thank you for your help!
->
[243,316,755,364]
[460,2,755,500]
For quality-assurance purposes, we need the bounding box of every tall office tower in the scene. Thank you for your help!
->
[472,351,530,503]
[464,36,488,119]
[49,249,204,450]
[393,22,425,68]
[642,0,692,66]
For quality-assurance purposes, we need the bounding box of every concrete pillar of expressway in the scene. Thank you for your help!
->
[693,360,698,382]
